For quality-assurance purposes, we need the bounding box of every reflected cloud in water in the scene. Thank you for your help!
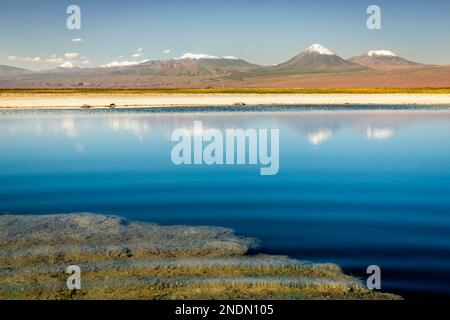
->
[74,142,85,153]
[1,109,449,148]
[308,129,333,145]
[103,116,151,141]
[60,118,79,139]
[366,126,394,140]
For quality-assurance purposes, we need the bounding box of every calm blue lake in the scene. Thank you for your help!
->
[1,106,450,299]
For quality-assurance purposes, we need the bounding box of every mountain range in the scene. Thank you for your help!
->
[1,44,448,88]
[0,65,34,77]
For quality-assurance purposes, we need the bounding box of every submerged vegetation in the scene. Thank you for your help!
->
[0,213,400,300]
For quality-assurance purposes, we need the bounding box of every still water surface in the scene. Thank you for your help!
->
[1,106,450,299]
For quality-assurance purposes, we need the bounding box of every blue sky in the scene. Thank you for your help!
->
[1,0,450,70]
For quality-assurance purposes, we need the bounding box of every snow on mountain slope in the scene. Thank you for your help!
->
[304,44,335,56]
[349,50,421,69]
[274,44,363,73]
[176,53,221,60]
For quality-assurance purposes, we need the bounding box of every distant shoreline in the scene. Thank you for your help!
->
[1,92,450,109]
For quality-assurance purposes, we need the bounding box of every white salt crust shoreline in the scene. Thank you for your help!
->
[0,93,450,109]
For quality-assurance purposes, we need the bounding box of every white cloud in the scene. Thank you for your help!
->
[132,48,144,58]
[46,58,64,63]
[101,59,149,68]
[46,54,64,63]
[59,61,75,69]
[7,53,89,67]
[64,52,79,59]
[8,55,41,62]
[162,49,171,54]
[72,38,83,42]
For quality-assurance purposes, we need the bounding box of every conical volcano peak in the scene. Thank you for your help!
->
[349,49,421,69]
[305,44,335,56]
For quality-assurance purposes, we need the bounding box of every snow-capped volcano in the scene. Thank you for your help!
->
[349,50,421,69]
[176,53,221,60]
[305,44,335,56]
[101,59,149,68]
[38,62,83,74]
[101,53,258,77]
[274,43,363,73]
[176,53,244,61]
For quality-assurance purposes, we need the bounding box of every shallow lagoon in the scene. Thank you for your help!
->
[1,106,450,298]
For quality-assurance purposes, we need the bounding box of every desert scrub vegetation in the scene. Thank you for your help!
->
[1,88,450,94]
